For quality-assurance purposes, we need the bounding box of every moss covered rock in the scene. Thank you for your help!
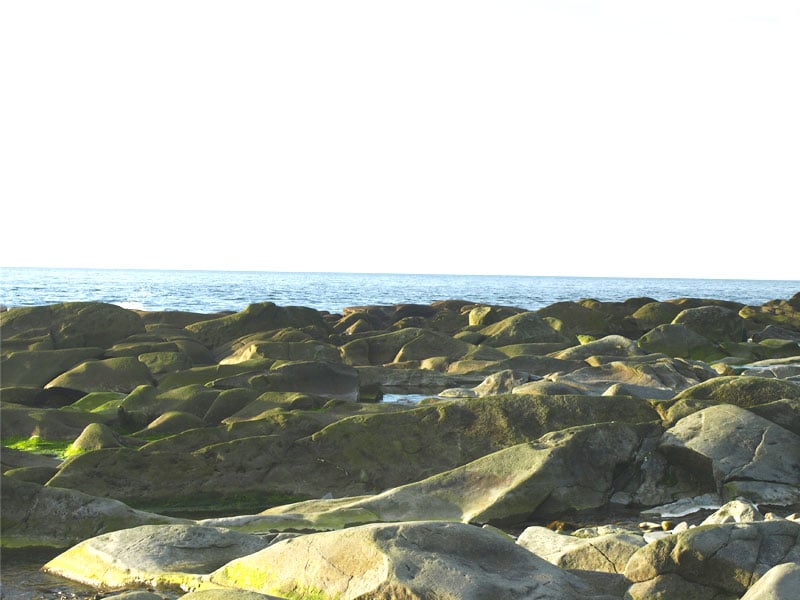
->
[536,301,619,337]
[477,312,571,347]
[46,357,155,394]
[672,305,747,343]
[631,301,683,331]
[186,302,328,352]
[68,422,125,454]
[219,340,341,365]
[551,335,646,361]
[638,323,727,362]
[0,302,145,350]
[0,347,105,387]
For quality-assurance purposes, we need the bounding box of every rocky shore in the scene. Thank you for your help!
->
[2,293,800,599]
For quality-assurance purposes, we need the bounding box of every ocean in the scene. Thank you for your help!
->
[1,267,798,314]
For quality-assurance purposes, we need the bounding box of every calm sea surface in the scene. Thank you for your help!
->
[1,268,798,314]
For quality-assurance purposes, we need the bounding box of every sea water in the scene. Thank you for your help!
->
[1,267,798,314]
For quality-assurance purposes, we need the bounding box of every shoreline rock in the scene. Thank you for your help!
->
[2,293,799,598]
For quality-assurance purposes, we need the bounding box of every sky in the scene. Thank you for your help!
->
[1,1,798,280]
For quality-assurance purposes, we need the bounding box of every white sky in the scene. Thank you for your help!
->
[1,1,798,280]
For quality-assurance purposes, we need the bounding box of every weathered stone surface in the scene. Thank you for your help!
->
[631,301,684,331]
[638,323,726,362]
[137,350,194,377]
[477,312,571,347]
[299,395,660,500]
[339,328,424,365]
[181,591,285,600]
[1,477,187,548]
[512,379,588,396]
[467,305,521,327]
[673,305,747,343]
[356,365,480,393]
[657,404,800,505]
[0,404,110,441]
[739,562,800,600]
[120,384,221,421]
[547,357,707,398]
[43,524,271,591]
[747,398,800,436]
[0,302,145,349]
[250,360,359,401]
[664,376,800,424]
[516,525,645,573]
[326,421,658,527]
[552,335,647,362]
[740,298,800,332]
[136,411,206,436]
[218,340,341,365]
[0,347,106,387]
[394,329,504,363]
[701,498,764,525]
[185,302,328,352]
[672,375,800,405]
[440,369,535,398]
[1,447,61,472]
[624,520,800,599]
[68,422,125,453]
[46,357,155,394]
[207,520,617,599]
[536,301,616,338]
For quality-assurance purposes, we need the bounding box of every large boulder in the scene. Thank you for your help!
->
[551,335,646,361]
[516,525,645,573]
[638,323,726,362]
[46,396,659,514]
[740,298,800,332]
[672,375,800,406]
[0,302,145,349]
[120,384,221,421]
[0,404,110,441]
[0,347,105,387]
[250,361,359,401]
[339,328,430,366]
[536,301,617,337]
[394,330,505,363]
[45,357,155,394]
[672,305,747,342]
[332,421,658,527]
[299,394,660,498]
[740,562,800,600]
[665,375,800,424]
[631,301,683,331]
[624,520,800,599]
[0,477,187,549]
[656,404,800,506]
[43,524,271,591]
[218,340,341,365]
[185,302,328,353]
[477,312,571,347]
[207,520,618,599]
